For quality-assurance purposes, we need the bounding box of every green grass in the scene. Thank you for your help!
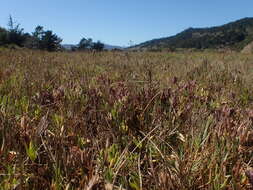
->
[0,49,253,189]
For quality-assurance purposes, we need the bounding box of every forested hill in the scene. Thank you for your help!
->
[133,17,253,50]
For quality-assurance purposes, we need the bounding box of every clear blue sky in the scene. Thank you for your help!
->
[0,0,253,46]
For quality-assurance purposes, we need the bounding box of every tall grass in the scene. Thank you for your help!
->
[0,49,253,189]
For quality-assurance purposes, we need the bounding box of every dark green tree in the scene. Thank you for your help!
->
[23,33,38,49]
[0,27,8,45]
[28,25,62,51]
[40,30,62,51]
[92,40,104,51]
[29,25,44,49]
[7,16,25,46]
[78,37,93,50]
[32,25,44,39]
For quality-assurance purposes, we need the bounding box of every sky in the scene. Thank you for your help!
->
[0,0,253,46]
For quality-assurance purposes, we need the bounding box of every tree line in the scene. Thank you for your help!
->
[0,16,104,51]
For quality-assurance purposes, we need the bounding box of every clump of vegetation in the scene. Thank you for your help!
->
[0,16,62,51]
[0,16,105,52]
[0,50,253,189]
[77,38,105,51]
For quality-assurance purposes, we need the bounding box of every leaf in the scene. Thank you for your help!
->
[25,141,37,162]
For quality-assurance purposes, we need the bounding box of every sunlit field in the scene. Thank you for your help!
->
[0,49,253,189]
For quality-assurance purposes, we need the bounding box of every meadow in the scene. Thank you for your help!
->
[0,49,253,189]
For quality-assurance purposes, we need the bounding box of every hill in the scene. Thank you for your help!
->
[133,17,253,50]
[241,41,253,53]
[104,44,125,50]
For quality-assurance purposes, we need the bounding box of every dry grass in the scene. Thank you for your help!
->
[0,49,253,189]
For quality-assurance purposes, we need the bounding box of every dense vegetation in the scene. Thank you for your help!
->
[76,38,105,51]
[134,17,253,51]
[0,16,105,51]
[0,49,253,189]
[0,17,62,51]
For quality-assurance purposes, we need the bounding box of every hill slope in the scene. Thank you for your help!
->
[134,17,253,50]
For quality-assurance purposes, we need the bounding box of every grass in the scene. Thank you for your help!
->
[0,49,253,189]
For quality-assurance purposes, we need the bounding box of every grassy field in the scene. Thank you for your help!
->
[0,49,253,189]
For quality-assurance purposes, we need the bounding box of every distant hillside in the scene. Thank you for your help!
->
[241,41,253,53]
[62,44,124,51]
[62,44,76,50]
[133,17,253,50]
[104,44,125,50]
